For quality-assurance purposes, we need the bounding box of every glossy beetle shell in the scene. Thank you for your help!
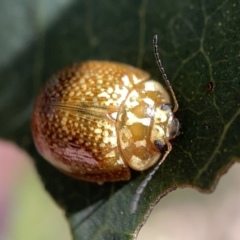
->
[32,61,179,182]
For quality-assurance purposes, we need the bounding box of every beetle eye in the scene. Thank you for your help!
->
[154,140,166,152]
[161,104,173,111]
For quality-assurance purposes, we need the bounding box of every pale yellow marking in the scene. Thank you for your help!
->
[61,120,66,125]
[103,137,109,144]
[69,91,75,97]
[134,139,147,148]
[119,127,132,149]
[115,157,125,165]
[99,143,106,148]
[114,86,129,105]
[98,92,110,98]
[107,87,113,94]
[83,74,90,78]
[150,125,165,145]
[103,130,109,137]
[126,112,150,126]
[110,112,118,120]
[105,150,116,158]
[94,128,102,133]
[130,155,142,166]
[155,108,168,123]
[128,89,139,98]
[126,99,139,108]
[79,78,85,84]
[105,99,113,106]
[122,75,130,86]
[143,97,154,106]
[81,84,87,89]
[112,93,118,99]
[132,75,140,84]
[95,135,101,141]
[144,81,157,91]
[109,136,117,148]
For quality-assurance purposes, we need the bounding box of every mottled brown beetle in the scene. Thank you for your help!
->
[32,35,179,210]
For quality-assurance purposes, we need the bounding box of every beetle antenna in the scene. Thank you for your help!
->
[130,142,172,213]
[153,35,178,113]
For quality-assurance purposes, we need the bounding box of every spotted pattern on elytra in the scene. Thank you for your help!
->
[32,61,151,182]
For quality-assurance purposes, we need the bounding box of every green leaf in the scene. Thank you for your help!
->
[1,0,240,239]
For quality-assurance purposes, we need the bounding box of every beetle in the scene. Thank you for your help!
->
[32,35,179,191]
